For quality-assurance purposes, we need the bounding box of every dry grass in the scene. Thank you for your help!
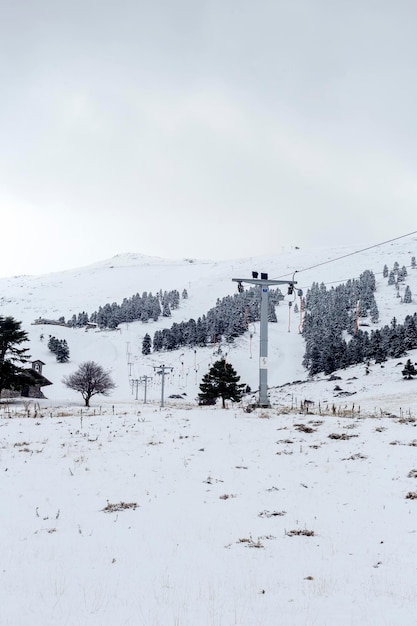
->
[237,537,264,549]
[328,433,358,440]
[286,529,315,537]
[294,423,316,433]
[102,501,138,513]
[258,510,286,518]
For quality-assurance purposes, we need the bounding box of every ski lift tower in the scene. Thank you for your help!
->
[232,272,297,408]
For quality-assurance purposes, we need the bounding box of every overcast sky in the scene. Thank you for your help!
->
[1,0,417,277]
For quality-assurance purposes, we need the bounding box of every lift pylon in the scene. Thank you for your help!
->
[232,273,297,407]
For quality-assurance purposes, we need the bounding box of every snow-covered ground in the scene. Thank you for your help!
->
[1,239,417,625]
[2,400,417,625]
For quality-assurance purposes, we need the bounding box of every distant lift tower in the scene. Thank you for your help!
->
[232,272,297,408]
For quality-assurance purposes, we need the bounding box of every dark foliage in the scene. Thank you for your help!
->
[67,289,183,329]
[142,333,152,355]
[152,287,283,353]
[0,316,31,395]
[48,336,70,362]
[402,359,417,379]
[198,359,246,408]
[302,265,417,376]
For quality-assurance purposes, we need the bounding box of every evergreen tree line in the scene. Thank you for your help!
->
[147,287,283,353]
[47,336,70,362]
[383,260,413,303]
[302,267,417,376]
[66,289,188,329]
[383,260,409,285]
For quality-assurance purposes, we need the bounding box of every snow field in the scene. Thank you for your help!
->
[2,402,417,625]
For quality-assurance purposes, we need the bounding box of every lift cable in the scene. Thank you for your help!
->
[271,229,417,282]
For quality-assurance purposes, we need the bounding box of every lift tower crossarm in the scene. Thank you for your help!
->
[232,275,297,408]
[232,278,296,288]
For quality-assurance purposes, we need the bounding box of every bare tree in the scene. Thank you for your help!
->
[62,361,116,406]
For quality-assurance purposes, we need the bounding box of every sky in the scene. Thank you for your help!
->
[1,0,417,277]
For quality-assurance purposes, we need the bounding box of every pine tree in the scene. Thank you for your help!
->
[140,309,149,323]
[56,340,70,363]
[358,299,368,318]
[142,333,152,355]
[307,345,323,376]
[398,266,408,282]
[196,317,208,346]
[369,301,379,323]
[402,359,417,379]
[198,359,246,408]
[186,319,197,346]
[162,328,176,350]
[404,315,417,350]
[268,301,277,322]
[404,285,412,303]
[153,330,163,352]
[48,336,70,362]
[162,300,171,317]
[0,316,31,395]
[48,336,60,354]
[371,329,388,364]
[170,290,180,309]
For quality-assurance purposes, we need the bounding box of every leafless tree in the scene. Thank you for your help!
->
[62,361,116,406]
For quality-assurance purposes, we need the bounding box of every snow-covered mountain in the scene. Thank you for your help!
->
[1,236,417,412]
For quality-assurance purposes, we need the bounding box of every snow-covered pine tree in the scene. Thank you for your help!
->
[398,266,408,282]
[47,336,59,354]
[402,359,417,379]
[268,301,277,322]
[56,339,70,363]
[142,333,152,355]
[404,314,417,350]
[153,330,163,351]
[404,285,412,303]
[369,300,379,323]
[162,300,171,317]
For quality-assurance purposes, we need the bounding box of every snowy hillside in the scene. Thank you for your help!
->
[1,238,417,410]
[2,238,417,626]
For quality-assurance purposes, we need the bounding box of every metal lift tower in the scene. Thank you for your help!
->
[232,272,296,408]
